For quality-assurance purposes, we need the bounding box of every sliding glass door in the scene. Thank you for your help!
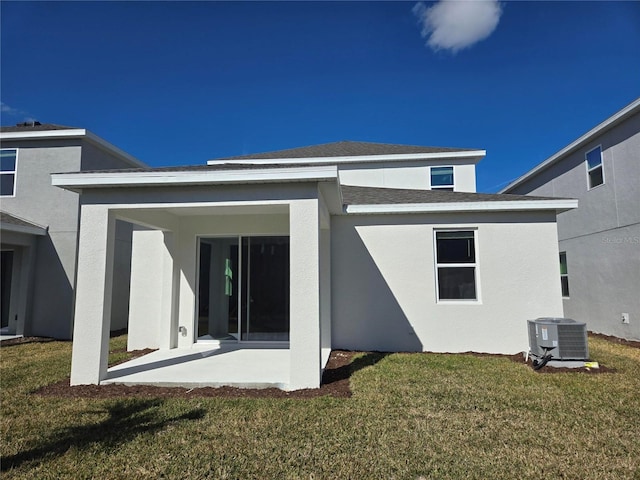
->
[197,236,289,342]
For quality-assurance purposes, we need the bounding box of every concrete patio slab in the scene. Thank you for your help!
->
[103,343,291,390]
[0,334,23,342]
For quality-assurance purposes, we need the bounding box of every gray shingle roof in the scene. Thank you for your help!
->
[213,141,480,161]
[60,162,337,175]
[0,123,77,133]
[341,185,565,206]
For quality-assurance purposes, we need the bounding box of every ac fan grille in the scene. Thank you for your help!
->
[557,324,589,359]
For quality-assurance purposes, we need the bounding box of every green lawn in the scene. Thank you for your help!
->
[1,334,639,479]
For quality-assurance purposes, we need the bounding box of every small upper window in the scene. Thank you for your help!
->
[431,166,454,191]
[559,252,569,298]
[0,149,17,197]
[586,146,604,189]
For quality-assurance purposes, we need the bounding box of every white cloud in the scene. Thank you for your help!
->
[1,102,18,114]
[0,102,35,122]
[413,0,503,53]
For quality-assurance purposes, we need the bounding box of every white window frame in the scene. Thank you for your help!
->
[0,149,18,198]
[434,228,481,303]
[585,145,604,190]
[430,166,455,191]
[559,251,570,298]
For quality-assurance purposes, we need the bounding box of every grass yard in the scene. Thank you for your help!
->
[1,334,639,479]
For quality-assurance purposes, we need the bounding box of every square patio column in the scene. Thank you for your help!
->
[128,229,177,351]
[70,205,116,385]
[289,199,321,390]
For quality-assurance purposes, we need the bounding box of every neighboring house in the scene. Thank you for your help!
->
[501,98,640,341]
[52,140,576,390]
[0,122,146,339]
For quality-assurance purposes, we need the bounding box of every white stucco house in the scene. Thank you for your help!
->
[52,141,577,390]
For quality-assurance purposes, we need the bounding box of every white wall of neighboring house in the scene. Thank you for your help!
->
[331,211,564,354]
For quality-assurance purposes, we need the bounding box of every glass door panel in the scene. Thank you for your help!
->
[242,236,290,341]
[197,235,289,342]
[197,237,239,340]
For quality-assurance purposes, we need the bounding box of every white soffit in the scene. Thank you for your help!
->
[345,199,578,214]
[500,97,640,193]
[207,150,486,165]
[0,221,48,236]
[52,165,339,190]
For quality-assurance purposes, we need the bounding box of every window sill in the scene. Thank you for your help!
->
[587,182,605,191]
[436,299,482,305]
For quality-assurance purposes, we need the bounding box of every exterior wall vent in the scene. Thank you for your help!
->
[528,317,589,360]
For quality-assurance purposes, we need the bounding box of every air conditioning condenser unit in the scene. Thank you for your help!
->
[528,317,589,361]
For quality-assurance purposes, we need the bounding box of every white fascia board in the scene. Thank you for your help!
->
[0,128,88,140]
[345,199,578,214]
[207,150,486,166]
[500,97,640,193]
[52,165,339,190]
[0,128,146,169]
[0,221,48,236]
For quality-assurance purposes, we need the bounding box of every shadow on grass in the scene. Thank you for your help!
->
[1,399,205,472]
[322,352,389,386]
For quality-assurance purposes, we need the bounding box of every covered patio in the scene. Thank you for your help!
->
[53,166,339,391]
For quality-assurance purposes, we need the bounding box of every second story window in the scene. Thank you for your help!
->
[431,166,454,191]
[0,149,17,197]
[559,252,570,297]
[586,146,604,189]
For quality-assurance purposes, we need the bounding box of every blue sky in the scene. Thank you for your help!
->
[1,1,638,192]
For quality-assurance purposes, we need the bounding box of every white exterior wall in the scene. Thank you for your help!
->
[338,162,477,192]
[331,212,563,354]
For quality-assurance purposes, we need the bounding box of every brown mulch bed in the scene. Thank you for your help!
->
[589,331,640,349]
[35,350,356,399]
[23,329,640,399]
[0,336,58,347]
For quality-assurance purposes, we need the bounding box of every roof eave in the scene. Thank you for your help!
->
[0,221,48,236]
[500,97,640,193]
[344,199,578,215]
[52,165,339,192]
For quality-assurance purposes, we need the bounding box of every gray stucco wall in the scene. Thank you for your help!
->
[506,111,640,340]
[1,139,82,338]
[1,137,140,338]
